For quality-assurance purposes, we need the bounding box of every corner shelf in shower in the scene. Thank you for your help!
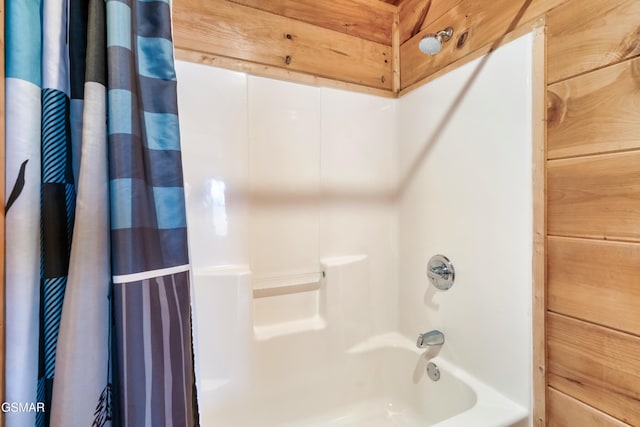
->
[252,271,326,341]
[251,254,368,341]
[252,271,322,297]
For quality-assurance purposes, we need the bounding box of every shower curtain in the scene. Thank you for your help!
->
[5,0,198,425]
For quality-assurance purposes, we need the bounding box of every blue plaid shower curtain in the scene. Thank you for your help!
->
[107,0,199,425]
[5,0,199,426]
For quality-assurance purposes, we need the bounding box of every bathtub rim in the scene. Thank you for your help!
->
[348,332,529,427]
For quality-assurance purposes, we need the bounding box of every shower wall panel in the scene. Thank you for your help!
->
[397,33,534,415]
[177,61,399,336]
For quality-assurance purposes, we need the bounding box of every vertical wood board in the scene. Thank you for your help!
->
[392,10,401,92]
[531,23,547,427]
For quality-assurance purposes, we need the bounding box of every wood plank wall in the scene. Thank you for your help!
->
[172,0,396,95]
[545,0,640,424]
[398,0,569,90]
[173,0,570,95]
[0,0,628,424]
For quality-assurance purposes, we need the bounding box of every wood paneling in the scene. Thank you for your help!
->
[228,0,395,45]
[548,236,640,336]
[398,0,463,44]
[545,1,640,424]
[173,0,393,90]
[547,56,640,159]
[400,0,568,88]
[174,49,397,99]
[547,0,640,84]
[531,24,547,427]
[392,10,400,92]
[548,388,631,427]
[398,20,538,96]
[548,313,640,425]
[547,151,640,241]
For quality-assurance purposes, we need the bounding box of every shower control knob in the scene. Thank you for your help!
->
[429,264,452,279]
[427,255,455,291]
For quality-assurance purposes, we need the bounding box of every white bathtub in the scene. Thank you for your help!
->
[196,331,527,426]
[193,265,528,427]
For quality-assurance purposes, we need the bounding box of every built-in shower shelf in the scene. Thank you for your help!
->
[252,272,322,295]
[253,316,327,341]
[252,271,325,340]
[251,256,368,341]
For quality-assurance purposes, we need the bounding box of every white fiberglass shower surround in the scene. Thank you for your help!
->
[177,32,535,427]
